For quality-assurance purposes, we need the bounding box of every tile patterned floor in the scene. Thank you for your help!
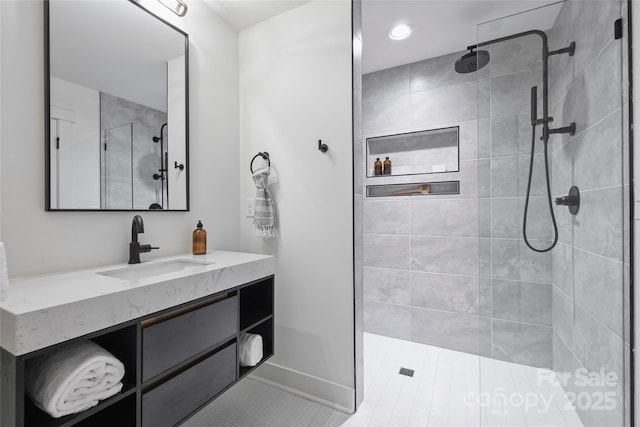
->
[183,333,583,427]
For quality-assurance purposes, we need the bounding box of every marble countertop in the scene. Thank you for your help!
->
[0,251,275,356]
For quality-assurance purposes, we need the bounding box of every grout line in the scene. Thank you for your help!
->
[488,152,547,161]
[364,232,479,239]
[552,281,573,303]
[365,299,479,317]
[489,317,554,330]
[483,65,544,81]
[362,80,477,115]
[363,232,553,242]
[488,121,494,357]
[573,299,625,343]
[549,38,617,113]
[553,329,576,363]
[485,236,553,242]
[408,195,413,338]
[365,299,554,329]
[552,283,625,354]
[487,195,547,200]
[549,106,622,154]
[575,184,624,194]
[491,277,553,286]
[363,265,554,285]
[572,244,624,265]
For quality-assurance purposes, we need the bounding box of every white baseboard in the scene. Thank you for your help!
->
[248,361,355,414]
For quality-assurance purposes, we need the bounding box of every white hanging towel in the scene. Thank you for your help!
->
[25,341,125,418]
[252,166,278,239]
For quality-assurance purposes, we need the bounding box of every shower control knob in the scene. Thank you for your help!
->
[555,195,576,205]
[554,186,580,215]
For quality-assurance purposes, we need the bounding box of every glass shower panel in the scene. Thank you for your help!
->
[103,123,133,209]
[477,1,628,426]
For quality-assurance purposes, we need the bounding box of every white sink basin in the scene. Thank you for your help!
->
[98,259,214,281]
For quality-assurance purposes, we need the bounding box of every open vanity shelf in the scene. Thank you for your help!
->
[2,275,275,427]
[21,323,139,427]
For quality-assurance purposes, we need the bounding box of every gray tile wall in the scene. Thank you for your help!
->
[362,33,554,368]
[100,93,167,210]
[479,33,555,369]
[548,1,627,426]
[362,47,487,355]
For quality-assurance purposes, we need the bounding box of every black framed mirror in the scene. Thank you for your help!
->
[45,0,189,211]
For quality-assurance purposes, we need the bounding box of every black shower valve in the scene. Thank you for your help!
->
[555,195,577,206]
[555,186,580,215]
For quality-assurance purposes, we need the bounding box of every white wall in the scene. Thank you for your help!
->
[0,0,240,277]
[238,0,355,411]
[167,55,187,210]
[0,0,2,242]
[50,77,101,209]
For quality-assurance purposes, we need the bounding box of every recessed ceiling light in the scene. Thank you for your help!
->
[388,24,413,41]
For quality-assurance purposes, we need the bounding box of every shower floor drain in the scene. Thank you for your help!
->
[399,367,415,377]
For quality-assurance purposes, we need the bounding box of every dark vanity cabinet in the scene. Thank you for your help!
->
[1,276,275,427]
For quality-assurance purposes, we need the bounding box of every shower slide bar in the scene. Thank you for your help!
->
[461,29,577,253]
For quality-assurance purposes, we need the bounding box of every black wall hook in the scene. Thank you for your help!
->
[174,161,184,171]
[318,140,328,153]
[250,152,270,173]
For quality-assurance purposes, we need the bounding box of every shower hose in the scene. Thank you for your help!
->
[522,124,559,252]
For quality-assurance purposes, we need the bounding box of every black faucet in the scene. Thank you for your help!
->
[129,215,159,264]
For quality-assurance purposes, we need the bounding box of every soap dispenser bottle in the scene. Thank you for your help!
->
[374,158,383,176]
[383,157,392,175]
[192,220,207,255]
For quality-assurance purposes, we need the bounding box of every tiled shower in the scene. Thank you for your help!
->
[360,1,630,426]
[362,33,554,366]
[100,93,168,210]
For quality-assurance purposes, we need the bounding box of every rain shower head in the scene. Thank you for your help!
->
[153,136,161,143]
[454,49,490,74]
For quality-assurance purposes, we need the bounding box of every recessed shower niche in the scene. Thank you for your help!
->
[366,126,459,177]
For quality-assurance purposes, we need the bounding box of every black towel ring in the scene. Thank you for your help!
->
[250,152,270,174]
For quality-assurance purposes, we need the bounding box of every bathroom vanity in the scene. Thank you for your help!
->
[0,251,275,426]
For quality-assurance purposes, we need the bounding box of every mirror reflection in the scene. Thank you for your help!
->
[46,0,188,211]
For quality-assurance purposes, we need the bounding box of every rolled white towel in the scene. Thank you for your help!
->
[25,340,125,418]
[238,333,263,367]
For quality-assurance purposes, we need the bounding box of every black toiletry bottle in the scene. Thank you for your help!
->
[374,158,383,176]
[383,157,392,175]
[193,221,207,255]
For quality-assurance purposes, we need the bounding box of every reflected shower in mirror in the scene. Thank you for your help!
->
[46,0,189,211]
